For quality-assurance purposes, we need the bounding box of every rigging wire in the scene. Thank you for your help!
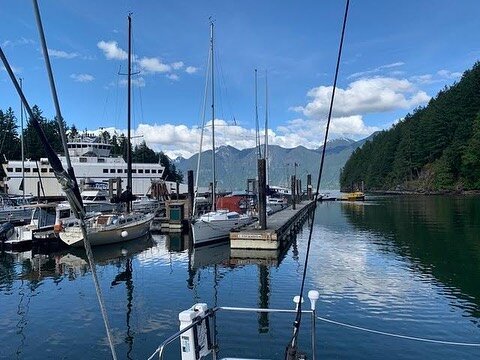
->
[316,316,480,347]
[193,33,212,214]
[285,0,350,358]
[216,45,236,124]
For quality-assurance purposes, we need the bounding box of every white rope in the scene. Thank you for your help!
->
[317,316,480,347]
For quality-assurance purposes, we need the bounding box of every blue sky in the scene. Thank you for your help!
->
[1,0,479,158]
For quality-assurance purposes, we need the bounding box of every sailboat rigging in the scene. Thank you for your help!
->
[190,20,252,246]
[0,1,118,358]
[57,14,154,248]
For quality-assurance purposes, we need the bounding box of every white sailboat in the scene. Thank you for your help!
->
[58,14,153,248]
[191,21,252,247]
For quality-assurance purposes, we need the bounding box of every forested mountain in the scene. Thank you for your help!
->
[175,136,374,191]
[0,107,182,182]
[340,62,480,192]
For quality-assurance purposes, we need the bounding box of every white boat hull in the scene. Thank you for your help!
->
[191,215,252,247]
[59,213,154,248]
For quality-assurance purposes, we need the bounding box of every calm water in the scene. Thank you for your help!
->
[1,196,480,359]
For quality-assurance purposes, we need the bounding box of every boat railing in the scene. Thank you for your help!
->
[148,290,319,360]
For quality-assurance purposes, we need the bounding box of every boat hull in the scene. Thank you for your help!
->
[191,216,252,247]
[59,213,154,247]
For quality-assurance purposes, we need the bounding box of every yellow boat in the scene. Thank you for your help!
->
[341,191,365,201]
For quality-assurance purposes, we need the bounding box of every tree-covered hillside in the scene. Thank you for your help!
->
[340,62,480,192]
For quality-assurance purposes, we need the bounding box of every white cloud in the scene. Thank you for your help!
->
[97,40,127,60]
[87,114,377,159]
[166,73,179,81]
[171,61,184,70]
[138,56,171,73]
[185,66,198,74]
[295,77,430,118]
[119,76,145,87]
[1,37,35,48]
[409,69,463,85]
[48,48,78,59]
[70,73,94,82]
[348,62,405,79]
[437,69,462,79]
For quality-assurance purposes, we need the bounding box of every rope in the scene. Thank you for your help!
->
[316,316,480,347]
[285,1,350,357]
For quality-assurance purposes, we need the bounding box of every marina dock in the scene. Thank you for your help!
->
[230,200,316,250]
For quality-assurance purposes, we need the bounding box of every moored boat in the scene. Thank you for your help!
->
[58,211,154,247]
[191,210,252,246]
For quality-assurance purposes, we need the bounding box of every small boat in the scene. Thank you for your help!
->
[0,193,34,224]
[80,189,118,213]
[2,203,58,249]
[341,191,365,201]
[266,196,288,213]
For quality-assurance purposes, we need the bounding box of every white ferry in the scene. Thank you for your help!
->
[2,134,185,198]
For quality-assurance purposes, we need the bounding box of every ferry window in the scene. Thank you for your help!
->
[117,169,122,173]
[83,144,87,148]
[49,168,54,173]
[41,168,47,173]
[6,167,13,172]
[80,158,87,163]
[132,169,137,173]
[103,169,108,173]
[110,169,115,173]
[24,168,31,173]
[152,169,157,174]
[33,168,38,173]
[15,168,21,172]
[59,210,71,219]
[138,169,144,174]
[145,169,150,174]
[98,158,105,163]
[97,196,106,201]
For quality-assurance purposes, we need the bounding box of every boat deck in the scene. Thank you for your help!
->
[230,200,315,250]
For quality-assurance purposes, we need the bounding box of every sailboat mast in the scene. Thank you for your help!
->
[210,20,216,212]
[255,69,261,159]
[264,70,269,186]
[19,77,25,200]
[126,14,133,212]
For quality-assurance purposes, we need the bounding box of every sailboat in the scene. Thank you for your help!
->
[57,14,153,248]
[191,21,252,247]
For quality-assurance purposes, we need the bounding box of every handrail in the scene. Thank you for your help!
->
[148,309,216,360]
[219,306,313,314]
[148,306,315,360]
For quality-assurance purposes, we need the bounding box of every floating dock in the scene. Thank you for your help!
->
[230,200,316,250]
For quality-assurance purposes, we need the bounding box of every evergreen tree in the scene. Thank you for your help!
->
[0,107,21,160]
[340,61,480,191]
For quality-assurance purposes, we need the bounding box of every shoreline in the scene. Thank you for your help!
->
[367,189,480,196]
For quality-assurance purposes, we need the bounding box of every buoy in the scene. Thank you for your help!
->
[121,230,128,238]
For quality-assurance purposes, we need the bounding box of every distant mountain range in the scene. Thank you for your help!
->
[175,134,376,191]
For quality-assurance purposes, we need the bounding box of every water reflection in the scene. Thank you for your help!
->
[340,195,480,319]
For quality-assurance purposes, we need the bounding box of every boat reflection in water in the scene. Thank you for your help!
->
[57,234,155,274]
